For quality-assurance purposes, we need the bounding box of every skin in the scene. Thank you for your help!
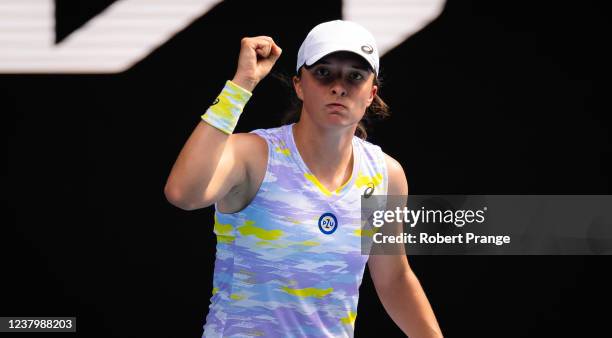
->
[164,35,443,338]
[290,52,377,193]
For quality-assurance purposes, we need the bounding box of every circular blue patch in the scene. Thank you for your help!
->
[318,212,338,235]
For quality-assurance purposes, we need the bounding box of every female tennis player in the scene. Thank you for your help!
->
[165,20,443,338]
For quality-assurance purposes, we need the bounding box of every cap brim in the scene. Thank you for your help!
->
[303,45,377,75]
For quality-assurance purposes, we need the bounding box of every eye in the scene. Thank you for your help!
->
[349,71,365,81]
[315,67,330,77]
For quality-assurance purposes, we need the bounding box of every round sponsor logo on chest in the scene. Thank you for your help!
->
[318,212,338,235]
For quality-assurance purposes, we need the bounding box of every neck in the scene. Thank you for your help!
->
[292,113,355,186]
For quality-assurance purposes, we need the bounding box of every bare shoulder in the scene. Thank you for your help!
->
[216,132,268,213]
[383,152,409,195]
[229,132,267,157]
[231,132,267,174]
[225,132,268,186]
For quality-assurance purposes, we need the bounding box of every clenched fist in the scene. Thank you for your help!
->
[232,36,282,92]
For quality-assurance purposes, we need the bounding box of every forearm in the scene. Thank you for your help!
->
[375,269,443,338]
[165,80,251,208]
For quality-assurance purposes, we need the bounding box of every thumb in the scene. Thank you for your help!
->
[270,43,282,60]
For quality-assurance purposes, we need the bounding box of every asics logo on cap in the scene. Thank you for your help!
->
[361,45,374,54]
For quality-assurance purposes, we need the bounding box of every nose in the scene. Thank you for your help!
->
[330,80,347,97]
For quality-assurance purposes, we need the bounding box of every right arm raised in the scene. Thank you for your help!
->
[164,121,249,211]
[164,36,281,210]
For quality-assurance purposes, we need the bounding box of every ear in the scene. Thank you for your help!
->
[366,84,378,107]
[292,75,304,101]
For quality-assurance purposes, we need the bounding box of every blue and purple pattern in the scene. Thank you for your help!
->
[203,122,388,338]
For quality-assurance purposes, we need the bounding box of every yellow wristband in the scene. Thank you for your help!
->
[201,80,253,134]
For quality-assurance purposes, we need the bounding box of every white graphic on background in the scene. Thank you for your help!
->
[0,0,445,73]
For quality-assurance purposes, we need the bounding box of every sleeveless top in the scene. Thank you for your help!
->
[202,122,389,338]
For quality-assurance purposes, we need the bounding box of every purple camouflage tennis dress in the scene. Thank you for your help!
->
[202,122,388,337]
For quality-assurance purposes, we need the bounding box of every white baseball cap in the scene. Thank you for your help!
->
[296,20,379,76]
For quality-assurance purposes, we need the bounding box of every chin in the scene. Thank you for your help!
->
[326,112,347,122]
[324,114,360,130]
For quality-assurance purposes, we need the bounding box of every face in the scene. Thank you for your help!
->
[293,51,378,128]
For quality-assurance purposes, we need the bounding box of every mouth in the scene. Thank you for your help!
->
[326,103,346,109]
